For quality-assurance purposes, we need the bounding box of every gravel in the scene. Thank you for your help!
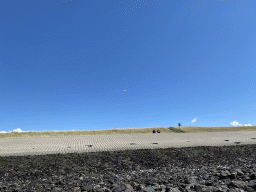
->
[0,144,256,192]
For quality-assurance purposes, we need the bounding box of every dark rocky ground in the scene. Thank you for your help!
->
[0,144,256,192]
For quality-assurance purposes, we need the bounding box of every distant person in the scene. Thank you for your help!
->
[152,130,156,133]
[157,129,160,133]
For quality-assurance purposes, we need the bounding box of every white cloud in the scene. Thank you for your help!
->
[191,118,197,123]
[0,128,78,134]
[230,120,252,127]
[190,118,253,127]
[0,128,23,133]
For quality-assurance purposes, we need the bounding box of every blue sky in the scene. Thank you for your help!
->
[1,0,256,133]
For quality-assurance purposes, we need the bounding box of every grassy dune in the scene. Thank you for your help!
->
[1,126,256,139]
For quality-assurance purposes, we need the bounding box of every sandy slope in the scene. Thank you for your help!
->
[0,131,256,157]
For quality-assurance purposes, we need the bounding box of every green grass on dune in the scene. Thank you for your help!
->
[0,126,256,139]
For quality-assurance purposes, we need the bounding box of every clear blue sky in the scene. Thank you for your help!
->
[1,0,256,133]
